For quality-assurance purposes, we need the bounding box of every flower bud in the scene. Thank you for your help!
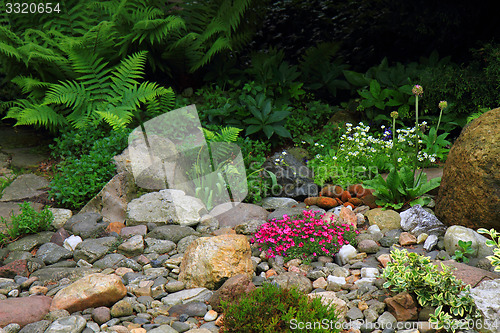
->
[438,100,448,110]
[412,84,423,96]
[390,111,399,119]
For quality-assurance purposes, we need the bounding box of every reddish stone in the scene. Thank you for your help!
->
[51,228,70,246]
[348,197,363,206]
[208,274,256,312]
[343,202,355,209]
[316,197,339,209]
[106,222,126,234]
[361,194,378,209]
[0,259,28,278]
[384,292,418,321]
[320,185,343,198]
[0,295,52,327]
[339,206,357,229]
[341,191,352,203]
[265,269,277,278]
[435,260,500,287]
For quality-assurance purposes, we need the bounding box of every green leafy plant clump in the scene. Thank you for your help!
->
[1,202,53,244]
[49,128,130,210]
[363,166,440,210]
[382,249,481,332]
[451,240,475,263]
[221,282,341,333]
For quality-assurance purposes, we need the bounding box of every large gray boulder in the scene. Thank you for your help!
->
[400,205,447,236]
[126,189,206,227]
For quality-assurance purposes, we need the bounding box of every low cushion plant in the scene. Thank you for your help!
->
[0,202,53,245]
[382,249,481,332]
[221,282,341,333]
[250,210,358,263]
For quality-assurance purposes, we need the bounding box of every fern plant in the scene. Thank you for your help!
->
[5,51,174,131]
[163,0,262,73]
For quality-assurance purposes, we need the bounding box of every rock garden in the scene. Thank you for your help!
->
[1,3,500,333]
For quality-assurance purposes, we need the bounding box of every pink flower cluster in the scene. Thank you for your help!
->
[249,210,359,260]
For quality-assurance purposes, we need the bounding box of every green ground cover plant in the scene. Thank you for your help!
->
[383,249,481,333]
[221,282,341,333]
[49,128,129,210]
[0,202,53,244]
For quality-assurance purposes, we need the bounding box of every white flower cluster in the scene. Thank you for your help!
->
[312,121,438,165]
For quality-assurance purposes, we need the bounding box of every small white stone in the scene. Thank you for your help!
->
[327,275,346,285]
[204,310,218,321]
[423,234,439,251]
[7,289,19,297]
[337,244,357,266]
[361,267,379,279]
[367,225,381,234]
[63,235,82,251]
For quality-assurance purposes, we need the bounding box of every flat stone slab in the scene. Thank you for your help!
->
[434,260,500,287]
[0,173,49,202]
[3,148,49,170]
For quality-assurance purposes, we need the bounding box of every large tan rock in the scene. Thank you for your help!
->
[365,208,401,230]
[50,273,127,313]
[435,108,500,229]
[0,295,52,327]
[179,235,254,290]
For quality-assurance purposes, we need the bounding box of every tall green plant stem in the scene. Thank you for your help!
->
[413,95,420,181]
[392,116,397,169]
[432,107,444,146]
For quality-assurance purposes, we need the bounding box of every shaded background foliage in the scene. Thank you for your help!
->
[249,0,498,71]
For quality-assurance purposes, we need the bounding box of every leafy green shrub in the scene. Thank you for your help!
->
[286,101,337,146]
[49,129,129,210]
[382,249,481,332]
[477,228,500,272]
[1,202,53,243]
[221,282,341,333]
[49,126,108,160]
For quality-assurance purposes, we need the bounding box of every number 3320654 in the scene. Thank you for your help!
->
[5,3,61,14]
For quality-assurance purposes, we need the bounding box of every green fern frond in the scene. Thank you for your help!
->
[4,100,67,131]
[11,76,51,94]
[0,42,20,60]
[44,81,89,110]
[191,37,232,72]
[110,51,147,91]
